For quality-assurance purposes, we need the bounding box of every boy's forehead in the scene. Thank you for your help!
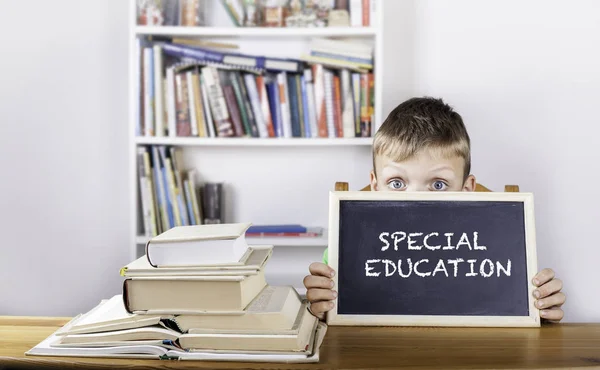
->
[375,149,466,176]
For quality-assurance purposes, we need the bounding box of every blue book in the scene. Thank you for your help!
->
[266,81,283,137]
[161,43,303,73]
[300,75,311,138]
[247,225,308,233]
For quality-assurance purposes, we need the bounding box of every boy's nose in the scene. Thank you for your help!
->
[406,185,428,192]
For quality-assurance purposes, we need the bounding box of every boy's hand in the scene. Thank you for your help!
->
[533,268,565,322]
[303,262,337,320]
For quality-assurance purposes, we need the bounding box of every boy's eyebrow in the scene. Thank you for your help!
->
[427,164,454,172]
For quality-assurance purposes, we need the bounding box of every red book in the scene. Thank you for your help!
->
[333,75,343,138]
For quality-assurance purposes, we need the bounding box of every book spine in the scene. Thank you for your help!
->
[303,69,319,138]
[349,0,362,27]
[201,67,235,137]
[256,75,275,137]
[152,146,173,230]
[267,81,283,138]
[162,43,224,64]
[244,74,268,138]
[310,51,372,66]
[183,179,196,225]
[300,75,311,138]
[228,71,252,136]
[277,72,292,138]
[287,74,301,137]
[367,72,374,137]
[143,47,155,136]
[333,75,343,138]
[135,38,143,136]
[236,72,259,137]
[352,73,361,137]
[186,71,199,136]
[153,45,165,137]
[223,85,245,137]
[187,170,202,225]
[137,149,152,236]
[174,72,192,136]
[202,183,222,224]
[312,65,328,137]
[245,232,321,237]
[141,148,159,236]
[362,0,369,26]
[165,67,177,137]
[323,70,336,138]
[360,73,371,137]
[295,74,306,137]
[191,70,207,137]
[199,75,216,138]
[340,69,355,138]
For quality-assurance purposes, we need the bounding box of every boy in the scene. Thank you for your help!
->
[304,97,566,322]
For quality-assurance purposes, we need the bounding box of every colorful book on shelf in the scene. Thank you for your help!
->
[160,43,304,73]
[246,225,324,237]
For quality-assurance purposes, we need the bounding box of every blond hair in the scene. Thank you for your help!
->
[373,97,471,180]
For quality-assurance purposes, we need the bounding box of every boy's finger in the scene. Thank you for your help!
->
[306,288,337,303]
[309,301,335,317]
[309,262,335,278]
[533,278,562,299]
[303,275,334,289]
[536,292,566,310]
[540,307,564,322]
[533,268,555,286]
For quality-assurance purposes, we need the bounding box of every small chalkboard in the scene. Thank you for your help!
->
[326,191,539,327]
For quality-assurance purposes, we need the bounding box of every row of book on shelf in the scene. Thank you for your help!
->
[137,0,376,28]
[137,144,325,238]
[136,37,375,139]
[137,145,223,238]
[27,223,326,362]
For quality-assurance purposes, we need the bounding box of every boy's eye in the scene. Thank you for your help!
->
[431,180,448,191]
[387,179,406,190]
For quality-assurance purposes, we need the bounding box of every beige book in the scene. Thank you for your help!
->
[176,286,302,332]
[178,304,317,352]
[145,222,252,267]
[58,286,301,337]
[120,247,272,277]
[123,270,267,314]
[58,326,179,344]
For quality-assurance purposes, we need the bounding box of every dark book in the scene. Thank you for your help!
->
[287,74,301,137]
[235,72,259,138]
[202,183,223,224]
[223,85,245,137]
[174,72,192,136]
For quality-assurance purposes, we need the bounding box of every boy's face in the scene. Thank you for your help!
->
[370,148,476,192]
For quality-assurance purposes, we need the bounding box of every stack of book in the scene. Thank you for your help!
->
[27,223,326,363]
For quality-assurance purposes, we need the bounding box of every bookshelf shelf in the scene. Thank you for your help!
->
[134,137,372,147]
[135,26,378,38]
[135,235,328,247]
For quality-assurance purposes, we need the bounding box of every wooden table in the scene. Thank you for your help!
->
[1,317,600,369]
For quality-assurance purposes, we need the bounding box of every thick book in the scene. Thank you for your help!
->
[57,301,315,353]
[59,286,302,337]
[123,270,267,314]
[145,222,252,267]
[27,311,327,362]
[121,247,272,277]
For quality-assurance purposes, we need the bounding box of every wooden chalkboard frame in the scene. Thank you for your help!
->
[326,191,539,327]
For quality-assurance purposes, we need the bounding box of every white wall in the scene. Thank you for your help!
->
[1,0,599,322]
[0,0,130,316]
[399,0,600,322]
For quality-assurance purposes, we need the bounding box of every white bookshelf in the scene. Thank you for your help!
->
[128,0,384,290]
[134,137,373,146]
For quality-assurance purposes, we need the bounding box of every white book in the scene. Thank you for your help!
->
[277,72,292,138]
[165,67,177,137]
[303,69,319,138]
[243,74,268,138]
[143,47,154,136]
[145,222,253,267]
[340,69,355,138]
[349,0,362,27]
[152,44,164,136]
[323,70,336,138]
[200,75,216,138]
[186,71,199,136]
